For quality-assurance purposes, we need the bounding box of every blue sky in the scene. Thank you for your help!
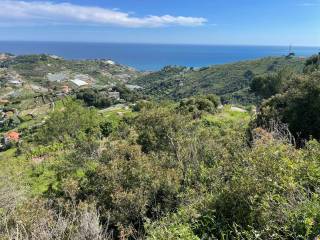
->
[0,0,319,46]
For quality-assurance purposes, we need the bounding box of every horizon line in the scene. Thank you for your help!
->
[0,40,319,48]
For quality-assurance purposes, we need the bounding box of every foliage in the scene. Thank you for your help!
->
[304,54,320,73]
[254,70,320,144]
[1,116,21,132]
[131,57,305,104]
[132,100,154,112]
[3,97,320,239]
[250,68,294,99]
[36,98,101,144]
[135,104,192,153]
[100,121,114,137]
[1,55,320,239]
[146,218,200,240]
[76,88,112,108]
[177,94,220,118]
[1,54,141,86]
[112,84,142,102]
[0,199,111,240]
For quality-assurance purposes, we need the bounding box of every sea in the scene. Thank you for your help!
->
[0,41,318,71]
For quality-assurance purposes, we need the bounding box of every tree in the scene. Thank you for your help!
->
[255,71,320,144]
[135,105,190,153]
[250,69,293,99]
[178,94,220,118]
[304,54,320,73]
[100,121,113,137]
[76,89,111,108]
[37,98,101,144]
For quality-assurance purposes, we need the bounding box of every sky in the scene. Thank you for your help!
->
[0,0,319,46]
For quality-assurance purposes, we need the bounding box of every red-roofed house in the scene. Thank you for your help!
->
[5,131,20,142]
[0,131,20,151]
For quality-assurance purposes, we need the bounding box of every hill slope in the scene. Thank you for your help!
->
[0,54,143,107]
[131,56,306,103]
[0,54,141,88]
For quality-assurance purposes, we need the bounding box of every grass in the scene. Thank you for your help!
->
[0,148,31,192]
[99,104,136,126]
[202,105,251,132]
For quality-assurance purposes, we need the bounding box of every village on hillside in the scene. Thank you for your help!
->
[0,53,144,150]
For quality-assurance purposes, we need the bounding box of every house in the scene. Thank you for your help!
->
[4,71,23,86]
[74,74,94,84]
[2,131,20,147]
[8,80,22,86]
[49,55,63,60]
[61,85,70,94]
[0,131,20,151]
[5,131,20,142]
[105,60,115,65]
[0,53,14,61]
[108,91,120,100]
[125,84,143,90]
[0,99,9,105]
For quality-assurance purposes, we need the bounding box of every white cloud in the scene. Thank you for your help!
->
[297,0,320,6]
[299,3,319,6]
[0,0,207,27]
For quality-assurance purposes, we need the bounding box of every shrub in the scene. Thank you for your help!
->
[255,72,320,144]
[178,94,220,118]
[76,89,111,108]
[37,98,101,144]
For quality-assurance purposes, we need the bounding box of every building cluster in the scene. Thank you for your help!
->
[1,71,24,87]
[0,108,20,151]
[0,53,14,61]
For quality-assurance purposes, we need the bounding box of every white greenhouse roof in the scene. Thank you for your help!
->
[71,79,88,87]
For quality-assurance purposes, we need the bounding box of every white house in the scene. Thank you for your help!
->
[105,60,115,65]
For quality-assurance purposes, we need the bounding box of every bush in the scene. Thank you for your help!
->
[0,199,111,240]
[304,54,320,73]
[255,72,320,144]
[100,121,113,137]
[250,69,293,99]
[37,98,101,144]
[146,219,200,240]
[132,100,154,112]
[79,141,181,238]
[76,89,111,108]
[178,94,220,118]
[135,105,191,153]
[190,138,320,239]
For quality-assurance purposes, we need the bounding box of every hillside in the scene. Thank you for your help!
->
[0,53,142,99]
[1,54,306,106]
[0,54,141,84]
[131,56,306,103]
[1,53,320,239]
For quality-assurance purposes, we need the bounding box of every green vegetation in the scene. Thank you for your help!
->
[36,98,102,144]
[250,68,294,99]
[252,54,320,145]
[1,54,141,86]
[1,54,320,239]
[177,94,220,120]
[76,88,112,108]
[0,54,142,116]
[131,57,305,104]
